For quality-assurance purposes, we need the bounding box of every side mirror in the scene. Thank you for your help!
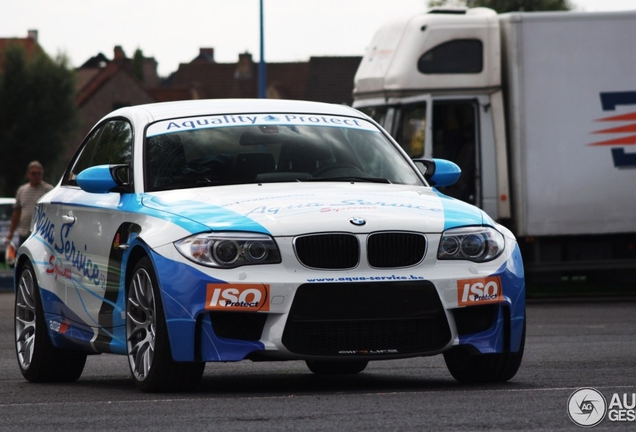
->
[76,164,131,194]
[413,158,461,187]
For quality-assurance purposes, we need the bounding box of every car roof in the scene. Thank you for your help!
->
[105,98,367,124]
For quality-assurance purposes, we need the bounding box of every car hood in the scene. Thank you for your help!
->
[141,183,487,236]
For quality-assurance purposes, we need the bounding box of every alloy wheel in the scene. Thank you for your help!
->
[126,267,157,382]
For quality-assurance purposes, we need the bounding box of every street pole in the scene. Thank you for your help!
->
[258,0,267,98]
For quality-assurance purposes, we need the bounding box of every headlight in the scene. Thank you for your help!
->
[175,232,281,268]
[437,226,504,262]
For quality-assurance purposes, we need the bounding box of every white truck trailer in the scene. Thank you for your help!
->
[353,7,636,284]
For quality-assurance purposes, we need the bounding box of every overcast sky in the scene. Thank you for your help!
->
[4,0,635,77]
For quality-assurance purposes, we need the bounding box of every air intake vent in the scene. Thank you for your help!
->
[282,281,450,356]
[367,232,426,268]
[295,234,359,269]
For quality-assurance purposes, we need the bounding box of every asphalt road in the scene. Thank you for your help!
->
[0,291,635,431]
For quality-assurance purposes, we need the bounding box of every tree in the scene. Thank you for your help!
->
[133,48,145,82]
[428,0,572,12]
[0,44,78,196]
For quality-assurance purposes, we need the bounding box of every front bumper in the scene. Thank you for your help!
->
[150,240,525,363]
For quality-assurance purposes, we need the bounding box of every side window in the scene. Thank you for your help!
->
[394,104,427,158]
[91,120,133,166]
[418,39,483,74]
[63,126,104,186]
[432,101,478,205]
[64,120,133,187]
[358,106,388,126]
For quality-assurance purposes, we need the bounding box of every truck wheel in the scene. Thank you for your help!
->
[306,360,368,375]
[14,261,87,382]
[126,257,204,392]
[444,320,525,383]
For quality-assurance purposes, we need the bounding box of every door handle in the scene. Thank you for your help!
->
[62,215,76,225]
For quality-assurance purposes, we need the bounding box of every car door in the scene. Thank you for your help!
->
[48,119,133,350]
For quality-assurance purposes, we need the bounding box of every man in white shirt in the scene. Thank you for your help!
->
[5,161,53,247]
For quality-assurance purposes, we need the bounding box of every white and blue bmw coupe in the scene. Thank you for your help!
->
[14,99,525,392]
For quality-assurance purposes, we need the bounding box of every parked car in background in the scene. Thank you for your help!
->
[14,99,525,392]
[0,198,18,264]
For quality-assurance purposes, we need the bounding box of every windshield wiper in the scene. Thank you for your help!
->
[306,176,392,184]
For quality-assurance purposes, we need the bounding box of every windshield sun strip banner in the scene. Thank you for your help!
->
[146,113,379,137]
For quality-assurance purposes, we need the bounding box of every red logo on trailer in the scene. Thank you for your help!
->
[588,91,636,168]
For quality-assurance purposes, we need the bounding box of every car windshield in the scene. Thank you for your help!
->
[144,113,423,191]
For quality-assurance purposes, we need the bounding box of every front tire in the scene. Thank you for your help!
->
[126,257,204,392]
[444,320,526,383]
[14,261,87,382]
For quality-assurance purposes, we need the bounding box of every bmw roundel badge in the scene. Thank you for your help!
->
[349,217,366,226]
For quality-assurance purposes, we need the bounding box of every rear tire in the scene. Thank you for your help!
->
[14,261,87,382]
[126,257,204,392]
[306,360,369,375]
[444,320,525,383]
